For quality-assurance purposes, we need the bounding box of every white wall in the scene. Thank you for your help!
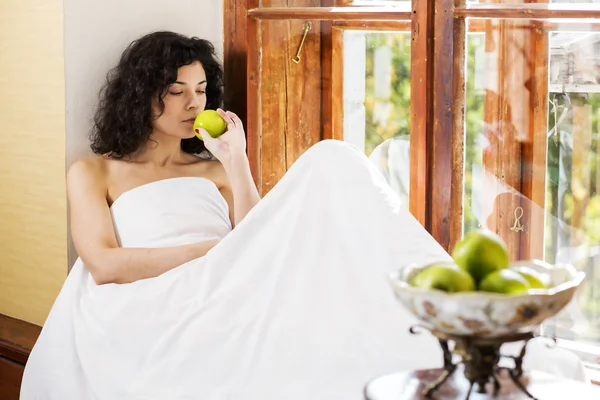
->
[64,0,224,266]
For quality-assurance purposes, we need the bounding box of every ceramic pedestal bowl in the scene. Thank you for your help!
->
[388,260,585,337]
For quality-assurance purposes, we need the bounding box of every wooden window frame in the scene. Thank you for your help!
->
[224,0,600,252]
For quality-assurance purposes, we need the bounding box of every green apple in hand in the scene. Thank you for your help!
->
[410,262,476,293]
[452,229,510,284]
[194,110,227,140]
[478,269,530,294]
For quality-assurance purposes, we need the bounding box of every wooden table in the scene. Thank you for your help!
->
[364,367,600,399]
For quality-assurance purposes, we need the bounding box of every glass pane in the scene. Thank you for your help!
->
[342,31,411,205]
[253,21,410,203]
[464,18,600,360]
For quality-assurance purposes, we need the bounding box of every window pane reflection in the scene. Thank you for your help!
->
[343,31,411,205]
[464,19,600,358]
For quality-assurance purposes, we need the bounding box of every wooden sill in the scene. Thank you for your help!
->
[248,6,411,21]
[455,3,600,20]
[0,313,41,365]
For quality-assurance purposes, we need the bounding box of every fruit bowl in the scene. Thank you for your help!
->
[388,260,585,337]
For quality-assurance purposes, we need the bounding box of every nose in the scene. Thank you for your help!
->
[187,93,201,110]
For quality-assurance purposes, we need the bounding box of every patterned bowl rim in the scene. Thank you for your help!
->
[387,261,586,300]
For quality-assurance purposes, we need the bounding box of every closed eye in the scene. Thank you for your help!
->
[169,92,183,96]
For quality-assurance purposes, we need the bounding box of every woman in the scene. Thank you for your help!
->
[65,31,258,285]
[21,31,587,399]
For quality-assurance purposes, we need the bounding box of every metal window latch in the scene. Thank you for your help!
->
[292,22,312,64]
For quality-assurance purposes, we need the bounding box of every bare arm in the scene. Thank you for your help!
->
[200,109,261,227]
[221,154,260,227]
[67,160,218,285]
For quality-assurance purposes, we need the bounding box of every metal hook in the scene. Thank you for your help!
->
[510,207,526,232]
[292,22,312,64]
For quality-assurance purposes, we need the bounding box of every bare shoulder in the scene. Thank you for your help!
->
[66,156,109,196]
[201,159,230,189]
[67,156,107,182]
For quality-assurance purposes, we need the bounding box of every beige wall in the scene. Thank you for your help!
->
[0,0,68,326]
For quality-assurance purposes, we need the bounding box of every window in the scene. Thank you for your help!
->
[344,31,411,205]
[225,0,600,377]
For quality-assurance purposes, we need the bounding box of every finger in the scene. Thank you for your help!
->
[217,108,236,129]
[195,127,212,142]
[224,111,239,123]
[225,110,238,119]
[217,108,234,124]
[231,115,243,128]
[225,111,243,130]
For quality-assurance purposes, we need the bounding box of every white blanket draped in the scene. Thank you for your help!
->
[21,140,588,400]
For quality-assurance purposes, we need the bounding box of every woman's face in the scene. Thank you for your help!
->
[152,61,208,139]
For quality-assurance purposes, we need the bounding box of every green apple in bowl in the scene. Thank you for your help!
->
[510,265,550,289]
[452,229,510,284]
[193,110,227,140]
[478,269,530,294]
[410,262,476,293]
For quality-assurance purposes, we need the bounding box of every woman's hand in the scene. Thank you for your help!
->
[197,108,260,227]
[197,108,247,168]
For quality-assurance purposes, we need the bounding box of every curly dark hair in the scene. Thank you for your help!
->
[90,31,223,158]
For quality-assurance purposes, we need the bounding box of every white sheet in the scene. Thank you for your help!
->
[21,140,588,399]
